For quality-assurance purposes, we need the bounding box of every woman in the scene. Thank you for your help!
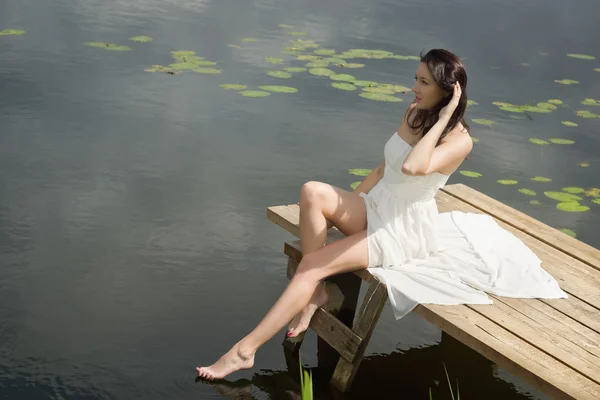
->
[196,49,566,380]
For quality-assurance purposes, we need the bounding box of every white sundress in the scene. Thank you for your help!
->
[359,132,568,319]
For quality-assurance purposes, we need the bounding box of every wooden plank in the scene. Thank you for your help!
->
[543,296,600,336]
[414,304,600,400]
[442,183,600,270]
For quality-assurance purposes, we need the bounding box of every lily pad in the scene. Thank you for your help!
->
[593,198,600,205]
[85,42,132,51]
[220,84,247,90]
[314,49,336,55]
[349,168,372,176]
[259,85,298,93]
[379,84,411,93]
[556,202,589,212]
[266,70,292,79]
[359,92,402,102]
[238,90,271,97]
[579,162,590,167]
[350,181,361,190]
[171,50,197,57]
[169,62,198,70]
[471,137,480,143]
[531,176,552,182]
[537,102,557,110]
[519,189,537,196]
[530,200,542,205]
[576,110,598,118]
[309,68,335,77]
[331,82,357,91]
[363,87,395,95]
[549,138,575,144]
[472,119,495,126]
[529,138,549,145]
[467,100,479,106]
[305,61,330,68]
[581,98,600,106]
[324,57,347,65]
[498,179,518,185]
[544,192,582,202]
[584,188,600,197]
[554,79,579,85]
[297,55,321,61]
[0,29,25,36]
[548,99,563,105]
[595,68,600,72]
[287,31,308,36]
[129,36,153,42]
[352,80,379,87]
[338,63,365,68]
[459,171,482,178]
[144,65,174,73]
[283,67,307,73]
[559,228,576,237]
[562,187,584,194]
[340,49,395,59]
[561,121,578,127]
[192,67,221,74]
[330,74,356,82]
[567,53,595,60]
[265,57,285,64]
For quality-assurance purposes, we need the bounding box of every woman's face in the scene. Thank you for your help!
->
[411,62,447,110]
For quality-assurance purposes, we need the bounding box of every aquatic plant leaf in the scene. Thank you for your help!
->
[579,162,590,167]
[171,50,196,57]
[192,60,217,66]
[305,61,330,68]
[561,121,578,127]
[549,138,575,144]
[362,87,394,94]
[554,79,579,85]
[85,41,110,48]
[379,84,411,93]
[529,138,549,145]
[349,168,372,176]
[324,57,347,64]
[500,106,525,113]
[584,188,600,197]
[556,202,589,212]
[169,62,197,70]
[522,106,552,113]
[390,55,410,60]
[567,53,595,60]
[309,67,335,77]
[266,70,292,78]
[129,36,153,42]
[519,189,536,196]
[531,176,552,182]
[338,63,365,68]
[493,101,515,107]
[595,68,600,72]
[548,99,563,105]
[544,192,582,202]
[297,55,321,61]
[238,90,271,97]
[359,92,402,102]
[471,137,480,143]
[0,29,25,36]
[330,74,356,82]
[352,80,379,87]
[265,57,284,64]
[459,171,482,178]
[467,100,479,106]
[406,55,421,60]
[259,85,298,93]
[559,228,576,237]
[576,110,598,118]
[332,82,357,91]
[472,119,495,126]
[593,198,600,205]
[192,67,221,74]
[85,42,132,51]
[530,200,542,205]
[314,49,336,55]
[350,181,361,189]
[581,98,600,106]
[562,187,584,194]
[497,179,518,185]
[283,67,307,72]
[144,65,173,73]
[537,102,557,110]
[287,31,308,36]
[220,84,247,90]
[241,38,258,42]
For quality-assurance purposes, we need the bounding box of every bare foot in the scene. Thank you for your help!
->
[287,284,330,338]
[196,343,255,380]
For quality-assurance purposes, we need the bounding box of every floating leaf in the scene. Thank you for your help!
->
[324,57,347,65]
[559,228,576,237]
[305,61,329,68]
[340,49,395,59]
[220,84,247,90]
[544,192,582,202]
[287,31,308,36]
[259,85,298,93]
[530,200,542,205]
[379,84,411,93]
[562,187,584,194]
[331,82,357,91]
[144,65,173,73]
[238,90,271,97]
[493,101,514,107]
[192,67,221,74]
[241,38,258,42]
[309,67,335,77]
[359,92,402,102]
[265,57,285,65]
[339,63,365,68]
[297,55,320,61]
[352,80,379,87]
[595,68,600,72]
[471,137,480,143]
[584,188,600,197]
[0,29,25,36]
[519,189,536,196]
[314,49,336,55]
[129,36,153,42]
[171,50,196,57]
[561,121,578,127]
[283,67,307,73]
[349,168,372,176]
[556,202,589,212]
[363,87,394,95]
[554,79,579,85]
[472,119,495,126]
[548,99,563,105]
[579,162,590,167]
[593,198,600,205]
[266,70,292,79]
[567,53,596,60]
[531,176,552,182]
[576,110,598,118]
[169,62,197,70]
[549,138,575,144]
[350,181,361,189]
[537,102,557,110]
[529,138,549,145]
[581,98,600,106]
[467,100,479,106]
[330,74,356,82]
[498,179,518,185]
[85,42,132,51]
[459,171,482,178]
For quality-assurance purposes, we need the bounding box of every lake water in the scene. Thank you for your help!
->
[1,0,599,399]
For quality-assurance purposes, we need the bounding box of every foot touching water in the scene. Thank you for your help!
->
[196,342,255,380]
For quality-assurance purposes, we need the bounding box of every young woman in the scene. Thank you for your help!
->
[196,49,566,380]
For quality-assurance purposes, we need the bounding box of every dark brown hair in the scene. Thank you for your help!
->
[406,49,470,143]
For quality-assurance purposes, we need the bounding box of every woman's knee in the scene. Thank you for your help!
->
[300,181,328,207]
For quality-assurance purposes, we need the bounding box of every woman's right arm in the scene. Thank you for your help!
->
[352,160,385,195]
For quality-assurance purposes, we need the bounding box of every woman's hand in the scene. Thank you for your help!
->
[439,82,462,120]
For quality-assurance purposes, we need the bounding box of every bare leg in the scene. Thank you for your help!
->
[196,230,369,380]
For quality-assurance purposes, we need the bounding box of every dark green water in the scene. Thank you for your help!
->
[1,0,598,399]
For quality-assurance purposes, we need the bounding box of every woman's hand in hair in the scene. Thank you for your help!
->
[438,82,462,121]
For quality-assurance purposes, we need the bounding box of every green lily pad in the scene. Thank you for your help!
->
[331,82,357,91]
[556,202,589,212]
[593,198,600,205]
[85,42,132,51]
[544,192,582,202]
[220,84,247,90]
[340,49,395,59]
[529,138,549,145]
[330,74,356,82]
[579,162,590,167]
[129,36,153,42]
[169,62,197,70]
[472,119,495,126]
[519,189,537,196]
[498,179,518,185]
[581,98,600,106]
[576,110,598,118]
[378,84,411,93]
[338,63,365,68]
[522,105,552,113]
[238,90,271,97]
[241,38,259,42]
[531,176,552,182]
[314,49,336,55]
[471,137,480,143]
[549,138,575,144]
[192,67,221,74]
[309,67,335,77]
[562,187,584,194]
[459,171,482,178]
[171,50,197,57]
[567,53,595,60]
[259,85,298,93]
[554,79,579,85]
[191,60,217,66]
[584,188,600,197]
[352,80,379,87]
[530,200,542,205]
[297,55,321,61]
[363,87,394,95]
[266,70,292,79]
[350,181,361,190]
[359,92,402,102]
[493,101,514,107]
[349,168,372,176]
[305,61,330,68]
[287,31,308,36]
[467,100,479,106]
[559,228,576,237]
[561,121,578,127]
[324,57,347,65]
[0,29,25,36]
[144,65,174,73]
[548,99,563,105]
[265,57,285,64]
[537,102,557,110]
[283,67,307,73]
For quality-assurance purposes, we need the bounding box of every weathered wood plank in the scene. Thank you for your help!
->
[441,183,600,271]
[542,296,600,336]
